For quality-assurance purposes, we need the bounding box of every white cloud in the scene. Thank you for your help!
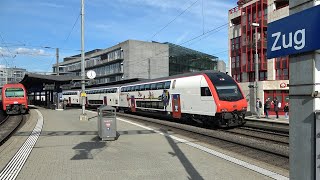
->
[0,47,52,57]
[0,47,12,57]
[14,47,51,56]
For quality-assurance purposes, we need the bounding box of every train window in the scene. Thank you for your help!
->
[139,85,145,91]
[135,86,139,91]
[145,84,151,90]
[113,88,117,93]
[151,83,157,90]
[201,87,212,96]
[131,86,135,91]
[164,81,171,89]
[5,88,24,97]
[156,82,164,89]
[123,87,127,92]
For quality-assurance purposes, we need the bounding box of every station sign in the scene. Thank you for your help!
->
[44,84,55,90]
[267,5,320,59]
[60,84,72,90]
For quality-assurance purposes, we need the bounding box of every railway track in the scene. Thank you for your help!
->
[0,114,24,145]
[224,127,289,146]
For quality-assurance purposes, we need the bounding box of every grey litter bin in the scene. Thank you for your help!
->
[98,105,117,141]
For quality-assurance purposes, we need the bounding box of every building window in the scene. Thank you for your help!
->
[259,71,267,81]
[248,72,255,82]
[275,56,289,80]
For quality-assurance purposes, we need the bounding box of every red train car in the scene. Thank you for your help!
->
[2,83,28,115]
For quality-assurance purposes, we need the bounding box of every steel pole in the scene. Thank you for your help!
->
[255,26,259,103]
[81,0,86,116]
[56,48,59,76]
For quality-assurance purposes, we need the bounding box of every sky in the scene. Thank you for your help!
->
[0,0,238,73]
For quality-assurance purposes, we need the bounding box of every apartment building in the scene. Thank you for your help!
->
[228,0,289,113]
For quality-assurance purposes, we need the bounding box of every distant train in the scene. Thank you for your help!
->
[62,71,247,127]
[2,83,28,115]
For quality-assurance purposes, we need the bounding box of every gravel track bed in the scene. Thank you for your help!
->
[0,115,24,145]
[224,128,289,145]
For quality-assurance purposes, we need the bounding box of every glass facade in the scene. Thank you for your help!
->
[166,43,218,76]
[57,41,221,87]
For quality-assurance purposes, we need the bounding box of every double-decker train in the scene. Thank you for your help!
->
[62,71,247,127]
[1,83,28,115]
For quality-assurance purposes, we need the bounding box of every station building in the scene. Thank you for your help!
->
[0,66,27,87]
[228,0,289,113]
[53,40,226,87]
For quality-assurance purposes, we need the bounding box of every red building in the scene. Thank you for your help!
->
[228,0,289,114]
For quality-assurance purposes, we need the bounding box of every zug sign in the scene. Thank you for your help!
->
[267,5,320,59]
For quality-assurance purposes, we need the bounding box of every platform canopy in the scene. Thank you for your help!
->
[20,73,80,92]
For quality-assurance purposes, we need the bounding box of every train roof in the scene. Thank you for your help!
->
[65,70,228,91]
[121,70,223,86]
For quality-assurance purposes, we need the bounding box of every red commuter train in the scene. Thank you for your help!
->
[2,83,28,115]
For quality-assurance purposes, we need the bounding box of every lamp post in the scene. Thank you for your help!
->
[252,22,259,112]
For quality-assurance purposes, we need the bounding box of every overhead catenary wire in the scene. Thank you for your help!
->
[131,0,201,51]
[120,23,229,69]
[46,8,81,73]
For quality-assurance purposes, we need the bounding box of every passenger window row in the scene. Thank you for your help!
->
[121,81,171,92]
[85,88,117,94]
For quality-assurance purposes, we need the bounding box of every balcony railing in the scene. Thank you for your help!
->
[229,6,240,14]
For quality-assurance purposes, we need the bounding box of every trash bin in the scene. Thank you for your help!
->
[98,105,117,141]
[57,102,64,109]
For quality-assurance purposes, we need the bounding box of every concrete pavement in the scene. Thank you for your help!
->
[0,108,289,180]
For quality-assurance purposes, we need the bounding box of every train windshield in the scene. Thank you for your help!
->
[205,72,244,101]
[216,85,243,101]
[5,88,24,97]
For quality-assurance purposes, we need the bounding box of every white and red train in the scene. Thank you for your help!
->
[62,71,247,127]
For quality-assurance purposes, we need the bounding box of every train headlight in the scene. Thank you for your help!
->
[242,107,247,111]
[221,109,228,112]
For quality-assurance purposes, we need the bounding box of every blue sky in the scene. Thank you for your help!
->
[0,0,238,72]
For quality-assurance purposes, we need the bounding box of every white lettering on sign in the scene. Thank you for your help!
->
[271,29,305,51]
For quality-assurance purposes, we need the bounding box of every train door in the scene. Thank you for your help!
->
[131,95,136,112]
[171,94,181,118]
[104,96,108,105]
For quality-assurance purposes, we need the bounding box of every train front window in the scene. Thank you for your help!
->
[5,88,24,97]
[215,85,243,101]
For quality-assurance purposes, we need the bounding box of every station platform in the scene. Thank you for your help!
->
[0,108,289,180]
[246,115,289,124]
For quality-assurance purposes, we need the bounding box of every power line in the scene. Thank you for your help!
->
[0,33,15,59]
[131,0,200,51]
[202,0,205,34]
[149,0,200,41]
[185,25,227,47]
[46,8,81,73]
[63,9,81,45]
[180,23,228,45]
